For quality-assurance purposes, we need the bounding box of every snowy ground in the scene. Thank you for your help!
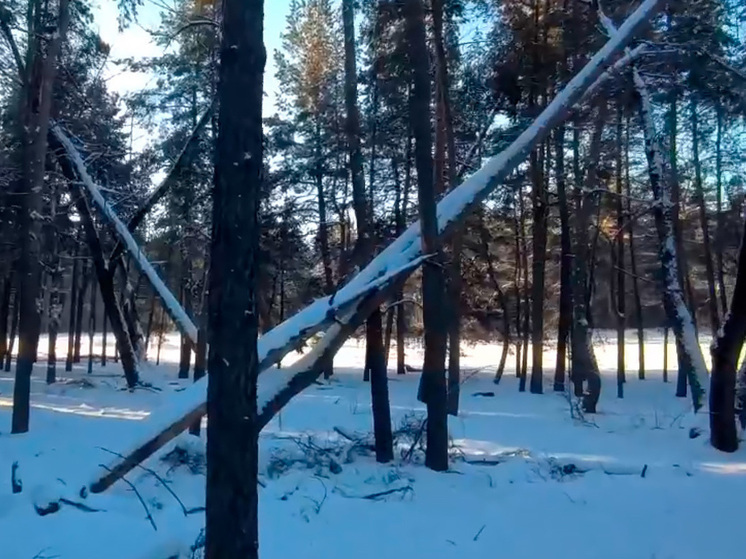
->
[1,330,745,559]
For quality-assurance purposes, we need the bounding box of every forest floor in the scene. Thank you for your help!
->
[1,330,745,559]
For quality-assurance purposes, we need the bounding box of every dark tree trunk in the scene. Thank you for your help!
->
[73,261,88,364]
[383,306,394,370]
[405,0,448,472]
[709,215,746,452]
[205,0,264,556]
[663,326,669,383]
[144,291,156,357]
[691,98,719,335]
[4,289,19,372]
[625,116,644,380]
[518,190,529,391]
[529,146,547,395]
[344,0,392,460]
[0,274,11,365]
[13,0,71,434]
[571,104,607,413]
[715,102,727,316]
[65,248,78,372]
[615,106,625,398]
[555,126,571,392]
[101,308,107,367]
[513,205,523,381]
[87,273,97,375]
[46,207,65,384]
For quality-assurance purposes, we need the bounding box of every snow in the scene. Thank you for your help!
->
[2,329,745,559]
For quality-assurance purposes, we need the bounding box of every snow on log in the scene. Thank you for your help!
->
[68,0,662,500]
[598,3,708,411]
[109,98,216,263]
[50,125,200,345]
[85,256,426,494]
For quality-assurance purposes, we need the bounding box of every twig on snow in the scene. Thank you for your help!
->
[473,524,486,541]
[98,446,188,516]
[362,485,412,500]
[98,464,157,531]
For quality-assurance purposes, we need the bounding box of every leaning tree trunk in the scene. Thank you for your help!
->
[709,214,746,452]
[52,139,140,389]
[405,0,448,472]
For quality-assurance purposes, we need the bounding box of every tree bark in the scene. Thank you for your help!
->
[0,274,11,365]
[555,126,571,392]
[65,244,79,372]
[87,273,97,375]
[615,105,625,398]
[715,102,727,315]
[73,261,88,364]
[13,0,71,433]
[4,289,18,372]
[405,0,448,472]
[343,0,392,461]
[625,114,644,380]
[709,216,746,452]
[691,98,719,335]
[205,0,264,555]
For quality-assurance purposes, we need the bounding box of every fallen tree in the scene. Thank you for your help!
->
[44,0,663,503]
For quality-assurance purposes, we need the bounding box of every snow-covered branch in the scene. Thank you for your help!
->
[50,125,200,344]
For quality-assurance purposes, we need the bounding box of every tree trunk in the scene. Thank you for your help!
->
[663,326,669,383]
[530,146,547,394]
[555,126,571,392]
[4,289,18,372]
[691,98,719,335]
[571,103,607,413]
[205,0,264,556]
[87,273,97,375]
[615,106,625,398]
[101,308,107,367]
[12,0,71,434]
[65,244,79,372]
[514,205,523,381]
[625,115,644,380]
[144,291,156,357]
[518,189,529,391]
[709,215,746,452]
[46,187,65,384]
[715,102,727,315]
[405,0,448,472]
[73,260,88,364]
[0,274,11,366]
[343,0,392,461]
